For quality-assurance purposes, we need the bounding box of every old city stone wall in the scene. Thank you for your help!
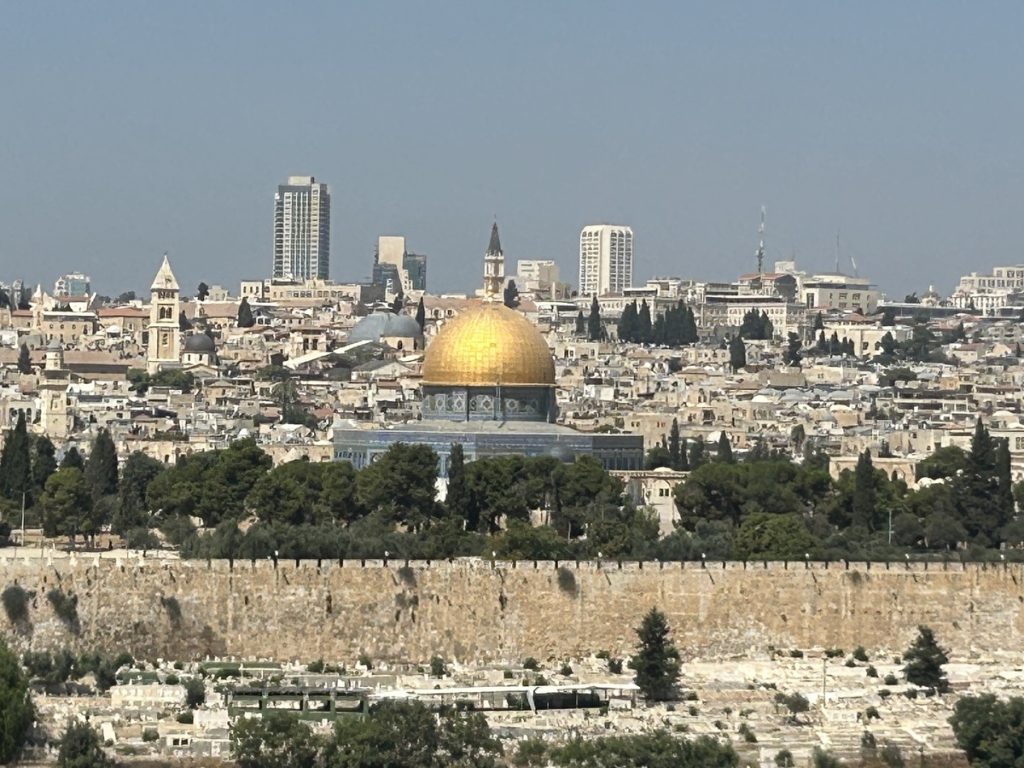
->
[1,555,1022,663]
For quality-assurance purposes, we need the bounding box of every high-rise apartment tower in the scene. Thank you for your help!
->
[578,224,633,296]
[273,176,331,280]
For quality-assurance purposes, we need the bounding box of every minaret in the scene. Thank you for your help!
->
[482,222,504,300]
[39,339,71,437]
[147,254,181,374]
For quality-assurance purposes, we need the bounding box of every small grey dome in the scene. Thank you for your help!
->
[348,312,423,344]
[183,333,215,353]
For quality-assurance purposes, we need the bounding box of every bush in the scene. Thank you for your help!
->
[775,749,795,767]
[560,663,573,677]
[165,673,179,685]
[358,653,373,670]
[824,648,844,659]
[160,596,182,628]
[879,689,891,699]
[307,659,325,673]
[866,665,878,678]
[142,728,158,743]
[688,705,698,716]
[738,722,757,743]
[775,692,810,722]
[556,567,577,596]
[429,656,446,678]
[608,658,623,674]
[883,673,898,685]
[176,711,193,724]
[853,646,869,662]
[523,657,539,670]
[812,747,843,768]
[789,649,804,658]
[845,657,857,667]
[58,721,113,768]
[865,705,880,720]
[46,589,80,635]
[2,585,31,627]
[184,678,205,709]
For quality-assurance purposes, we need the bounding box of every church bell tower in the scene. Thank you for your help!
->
[147,254,181,374]
[482,222,504,300]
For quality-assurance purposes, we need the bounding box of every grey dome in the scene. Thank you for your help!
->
[183,333,215,353]
[348,312,423,344]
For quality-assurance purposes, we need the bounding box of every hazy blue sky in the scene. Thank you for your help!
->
[2,2,1022,298]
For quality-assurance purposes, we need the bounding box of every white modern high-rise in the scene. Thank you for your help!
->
[578,225,633,296]
[273,176,331,280]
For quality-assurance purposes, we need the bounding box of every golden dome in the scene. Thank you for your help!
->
[422,303,556,387]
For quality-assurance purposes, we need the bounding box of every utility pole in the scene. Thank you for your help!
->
[20,491,26,550]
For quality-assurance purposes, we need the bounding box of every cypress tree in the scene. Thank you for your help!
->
[813,312,825,332]
[503,280,520,309]
[668,418,682,471]
[61,446,84,470]
[415,297,426,332]
[574,310,586,336]
[637,300,652,343]
[85,429,119,500]
[618,301,637,342]
[629,608,681,701]
[852,449,877,531]
[0,413,31,503]
[717,432,734,463]
[995,438,1014,535]
[237,297,255,328]
[16,344,31,375]
[31,436,57,498]
[728,335,746,372]
[682,305,698,344]
[687,440,706,470]
[761,311,774,340]
[784,332,802,367]
[587,297,602,341]
[445,443,469,524]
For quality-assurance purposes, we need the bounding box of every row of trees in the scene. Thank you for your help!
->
[617,300,699,346]
[668,419,1020,561]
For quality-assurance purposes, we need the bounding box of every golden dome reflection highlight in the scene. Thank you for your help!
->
[422,303,556,387]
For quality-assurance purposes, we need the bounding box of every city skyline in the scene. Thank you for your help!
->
[2,3,1023,296]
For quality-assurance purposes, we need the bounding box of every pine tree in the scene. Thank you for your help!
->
[587,297,602,341]
[196,282,209,301]
[85,428,119,501]
[0,413,31,504]
[637,300,652,344]
[629,607,681,701]
[237,297,255,328]
[446,443,469,524]
[16,344,31,375]
[717,432,734,463]
[668,418,682,471]
[881,307,896,326]
[728,336,746,372]
[415,297,426,332]
[761,311,774,340]
[852,449,876,531]
[902,626,949,692]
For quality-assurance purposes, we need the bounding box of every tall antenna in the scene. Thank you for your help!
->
[755,206,766,275]
[834,231,840,274]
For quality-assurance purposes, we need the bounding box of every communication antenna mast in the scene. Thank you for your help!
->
[755,206,766,275]
[834,232,840,274]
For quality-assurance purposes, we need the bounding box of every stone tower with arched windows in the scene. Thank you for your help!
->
[147,254,181,374]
